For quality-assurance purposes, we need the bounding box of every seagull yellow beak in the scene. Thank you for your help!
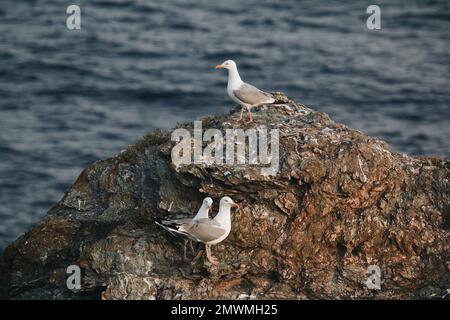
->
[231,203,239,209]
[215,64,224,69]
[208,205,212,213]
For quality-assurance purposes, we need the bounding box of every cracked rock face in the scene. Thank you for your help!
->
[1,94,449,299]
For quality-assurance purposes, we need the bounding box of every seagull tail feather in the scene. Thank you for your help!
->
[155,219,193,240]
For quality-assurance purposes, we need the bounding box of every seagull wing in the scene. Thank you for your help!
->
[233,83,274,106]
[156,218,226,243]
[179,218,227,243]
[155,218,195,240]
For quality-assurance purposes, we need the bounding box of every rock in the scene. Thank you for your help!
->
[1,93,449,299]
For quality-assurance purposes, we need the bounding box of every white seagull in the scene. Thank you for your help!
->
[193,197,213,220]
[156,197,213,259]
[156,196,239,265]
[215,59,275,123]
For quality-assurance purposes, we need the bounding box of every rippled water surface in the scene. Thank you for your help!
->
[0,0,449,249]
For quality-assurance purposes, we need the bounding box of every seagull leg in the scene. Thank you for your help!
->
[234,107,244,122]
[189,240,195,254]
[192,249,204,262]
[183,240,188,260]
[245,110,254,124]
[205,244,219,265]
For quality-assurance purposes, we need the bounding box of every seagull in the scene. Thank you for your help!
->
[193,197,213,220]
[156,196,239,265]
[156,197,213,259]
[215,59,275,124]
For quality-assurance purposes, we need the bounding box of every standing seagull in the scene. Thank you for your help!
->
[215,60,275,123]
[156,197,239,265]
[156,197,213,259]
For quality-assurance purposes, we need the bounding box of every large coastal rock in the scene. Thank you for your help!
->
[1,94,449,299]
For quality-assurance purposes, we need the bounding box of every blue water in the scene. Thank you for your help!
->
[0,0,449,249]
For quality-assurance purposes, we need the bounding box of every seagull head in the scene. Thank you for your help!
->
[220,196,239,210]
[203,197,213,213]
[215,60,237,71]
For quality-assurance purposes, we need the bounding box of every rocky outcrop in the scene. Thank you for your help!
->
[1,94,449,299]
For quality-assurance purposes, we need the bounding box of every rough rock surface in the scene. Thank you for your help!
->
[1,94,449,299]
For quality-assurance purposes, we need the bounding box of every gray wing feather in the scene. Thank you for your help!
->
[156,220,192,240]
[179,218,226,243]
[161,218,194,225]
[157,218,226,243]
[233,83,273,105]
